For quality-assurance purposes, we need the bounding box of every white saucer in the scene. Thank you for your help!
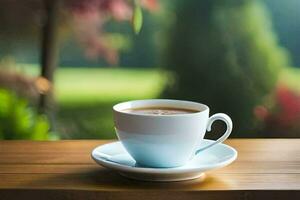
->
[91,139,237,182]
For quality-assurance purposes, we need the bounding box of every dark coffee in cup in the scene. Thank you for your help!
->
[123,107,199,115]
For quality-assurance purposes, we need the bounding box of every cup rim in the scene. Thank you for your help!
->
[113,99,209,117]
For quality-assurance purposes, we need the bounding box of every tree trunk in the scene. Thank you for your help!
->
[39,0,60,113]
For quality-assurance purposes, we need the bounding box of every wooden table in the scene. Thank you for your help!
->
[0,139,299,199]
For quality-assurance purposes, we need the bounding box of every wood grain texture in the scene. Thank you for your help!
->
[0,139,299,200]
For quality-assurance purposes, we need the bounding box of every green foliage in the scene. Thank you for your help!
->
[163,0,289,136]
[279,67,300,91]
[0,89,49,140]
[132,0,143,34]
[263,0,300,67]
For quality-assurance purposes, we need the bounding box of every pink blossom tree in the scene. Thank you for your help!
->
[39,0,157,111]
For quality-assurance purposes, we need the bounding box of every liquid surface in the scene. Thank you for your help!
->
[123,107,199,115]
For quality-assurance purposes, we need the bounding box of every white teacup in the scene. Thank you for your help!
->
[113,99,232,168]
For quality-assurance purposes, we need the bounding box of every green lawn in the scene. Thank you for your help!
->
[53,67,168,139]
[19,66,167,139]
[55,68,167,104]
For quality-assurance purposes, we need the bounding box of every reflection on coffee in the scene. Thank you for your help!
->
[123,107,199,115]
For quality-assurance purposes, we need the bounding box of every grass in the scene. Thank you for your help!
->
[20,64,168,139]
[54,68,168,139]
[55,68,166,104]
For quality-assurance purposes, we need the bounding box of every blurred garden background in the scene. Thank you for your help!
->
[0,0,300,140]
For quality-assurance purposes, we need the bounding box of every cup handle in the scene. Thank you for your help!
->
[195,113,233,155]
